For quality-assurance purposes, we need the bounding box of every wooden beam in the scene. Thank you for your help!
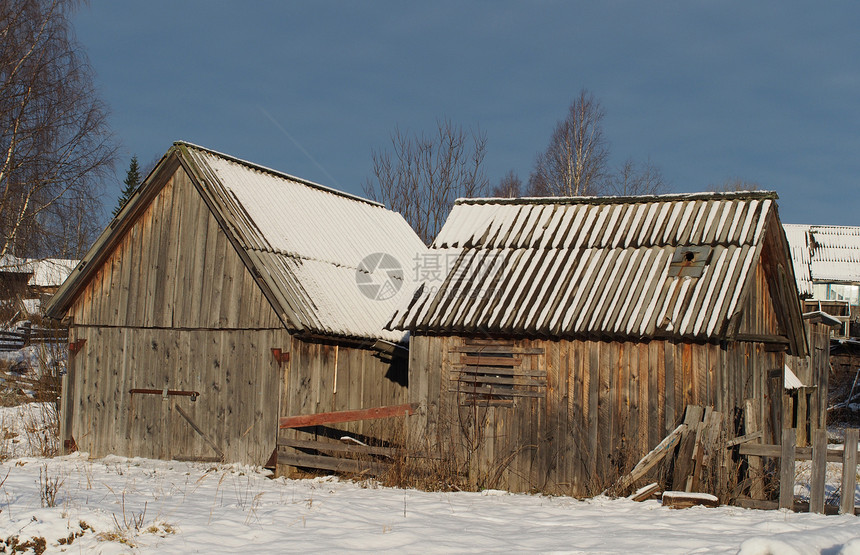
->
[277,437,396,458]
[278,403,417,429]
[734,333,790,345]
[739,443,852,463]
[276,450,389,475]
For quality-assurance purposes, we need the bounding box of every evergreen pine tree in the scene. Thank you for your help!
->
[113,155,141,217]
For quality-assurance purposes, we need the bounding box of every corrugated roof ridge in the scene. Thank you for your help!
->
[173,141,384,208]
[253,247,408,282]
[455,190,778,206]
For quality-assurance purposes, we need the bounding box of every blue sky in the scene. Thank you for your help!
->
[74,2,860,226]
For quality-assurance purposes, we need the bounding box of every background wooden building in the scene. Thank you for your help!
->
[389,191,809,496]
[47,142,425,467]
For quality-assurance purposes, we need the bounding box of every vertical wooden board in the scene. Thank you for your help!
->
[107,327,121,455]
[647,341,659,449]
[841,429,858,515]
[222,330,239,451]
[189,186,210,326]
[637,342,649,454]
[133,194,153,326]
[779,428,797,510]
[158,177,179,327]
[523,343,540,490]
[596,341,612,488]
[664,341,675,431]
[149,183,169,326]
[566,342,581,493]
[809,428,827,514]
[141,190,160,328]
[317,343,333,413]
[116,231,133,327]
[586,341,599,491]
[612,341,623,460]
[627,343,641,459]
[196,209,217,327]
[553,340,568,492]
[435,337,451,457]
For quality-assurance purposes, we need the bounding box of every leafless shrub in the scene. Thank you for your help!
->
[39,463,63,507]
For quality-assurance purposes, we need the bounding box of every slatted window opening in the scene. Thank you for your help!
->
[451,340,546,407]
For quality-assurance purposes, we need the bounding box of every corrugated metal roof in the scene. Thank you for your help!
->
[390,191,778,340]
[783,224,860,295]
[179,143,426,342]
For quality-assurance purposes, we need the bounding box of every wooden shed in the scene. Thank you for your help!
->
[389,191,809,496]
[46,142,425,468]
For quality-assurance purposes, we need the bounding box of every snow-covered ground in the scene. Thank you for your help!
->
[0,403,858,554]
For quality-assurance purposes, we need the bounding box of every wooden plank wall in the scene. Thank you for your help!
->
[61,165,288,465]
[410,333,783,497]
[66,326,286,464]
[786,320,831,434]
[277,337,409,458]
[67,168,282,330]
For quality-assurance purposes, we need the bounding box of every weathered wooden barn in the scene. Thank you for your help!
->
[46,142,425,467]
[388,191,809,496]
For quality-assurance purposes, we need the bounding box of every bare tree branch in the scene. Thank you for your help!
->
[363,119,488,244]
[0,0,115,261]
[606,158,668,196]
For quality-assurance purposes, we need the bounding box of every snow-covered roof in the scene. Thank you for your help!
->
[784,224,860,296]
[180,144,426,342]
[390,191,792,341]
[48,142,426,343]
[0,256,79,287]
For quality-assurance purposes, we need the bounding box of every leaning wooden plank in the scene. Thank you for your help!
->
[841,428,858,515]
[607,423,687,494]
[725,430,763,447]
[277,437,396,457]
[779,428,797,510]
[278,403,417,429]
[809,428,827,514]
[662,491,719,509]
[276,450,389,475]
[629,482,660,502]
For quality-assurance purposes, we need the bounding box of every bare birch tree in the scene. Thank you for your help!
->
[363,119,488,245]
[529,90,609,197]
[0,0,115,261]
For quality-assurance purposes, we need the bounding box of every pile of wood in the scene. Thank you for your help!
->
[609,405,723,504]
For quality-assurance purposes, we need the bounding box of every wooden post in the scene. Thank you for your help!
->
[841,428,858,516]
[809,428,827,514]
[744,398,764,499]
[779,428,796,510]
